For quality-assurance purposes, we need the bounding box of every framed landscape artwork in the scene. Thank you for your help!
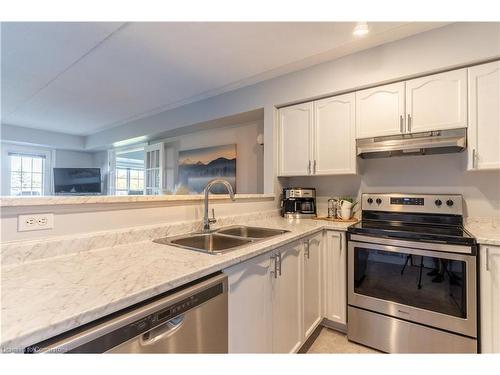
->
[177,144,236,194]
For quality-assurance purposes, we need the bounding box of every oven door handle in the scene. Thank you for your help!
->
[348,239,475,262]
[348,233,473,255]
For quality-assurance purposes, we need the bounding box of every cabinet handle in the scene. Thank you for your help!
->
[400,115,404,133]
[407,114,412,133]
[472,149,477,169]
[339,234,343,251]
[277,252,282,276]
[271,254,278,279]
[308,160,311,175]
[313,160,317,174]
[304,240,310,259]
[486,247,490,271]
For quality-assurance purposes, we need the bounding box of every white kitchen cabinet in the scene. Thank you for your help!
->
[278,102,313,176]
[324,231,347,325]
[225,252,273,353]
[313,93,356,175]
[355,82,405,139]
[468,61,500,171]
[480,245,500,353]
[272,241,304,353]
[405,69,468,133]
[303,232,323,338]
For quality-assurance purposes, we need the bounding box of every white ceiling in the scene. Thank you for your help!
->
[1,22,447,136]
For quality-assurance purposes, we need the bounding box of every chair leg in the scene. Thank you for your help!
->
[417,256,424,289]
[401,254,411,275]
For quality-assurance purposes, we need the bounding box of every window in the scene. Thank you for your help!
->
[1,143,53,196]
[9,153,46,196]
[115,168,144,195]
[110,146,145,196]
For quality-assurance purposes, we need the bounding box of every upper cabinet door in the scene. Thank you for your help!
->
[313,93,356,175]
[355,82,405,139]
[278,103,313,176]
[468,61,500,171]
[406,69,467,133]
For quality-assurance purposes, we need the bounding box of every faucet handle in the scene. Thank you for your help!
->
[209,208,217,224]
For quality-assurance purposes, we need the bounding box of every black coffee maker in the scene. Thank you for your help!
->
[281,187,317,218]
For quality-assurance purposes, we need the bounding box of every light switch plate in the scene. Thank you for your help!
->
[18,213,54,232]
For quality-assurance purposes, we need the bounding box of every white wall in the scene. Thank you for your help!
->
[287,152,500,218]
[54,150,95,168]
[1,123,85,150]
[154,120,264,193]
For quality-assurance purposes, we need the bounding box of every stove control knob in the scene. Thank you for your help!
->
[367,198,373,204]
[376,198,382,205]
[446,199,454,207]
[435,199,442,206]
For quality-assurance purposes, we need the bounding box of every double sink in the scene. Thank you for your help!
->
[153,225,290,254]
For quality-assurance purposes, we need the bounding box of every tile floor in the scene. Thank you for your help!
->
[307,327,380,354]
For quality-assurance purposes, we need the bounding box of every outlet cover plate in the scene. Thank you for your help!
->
[18,213,54,232]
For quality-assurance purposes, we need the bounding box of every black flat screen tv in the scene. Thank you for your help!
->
[53,168,102,195]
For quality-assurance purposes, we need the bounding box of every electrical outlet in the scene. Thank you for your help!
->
[18,213,54,232]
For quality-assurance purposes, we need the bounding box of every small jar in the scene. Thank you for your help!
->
[328,198,338,218]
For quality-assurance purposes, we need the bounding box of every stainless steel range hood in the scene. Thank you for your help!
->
[356,128,467,159]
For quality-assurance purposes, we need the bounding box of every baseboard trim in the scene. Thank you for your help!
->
[321,318,347,333]
[298,325,323,353]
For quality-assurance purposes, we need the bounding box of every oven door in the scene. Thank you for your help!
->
[348,234,477,338]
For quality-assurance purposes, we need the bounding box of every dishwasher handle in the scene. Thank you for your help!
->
[141,315,185,345]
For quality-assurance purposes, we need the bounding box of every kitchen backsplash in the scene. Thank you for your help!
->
[287,152,500,219]
[0,209,280,267]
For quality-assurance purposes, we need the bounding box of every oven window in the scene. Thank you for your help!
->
[353,247,467,318]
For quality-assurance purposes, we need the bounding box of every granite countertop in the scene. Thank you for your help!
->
[0,215,353,352]
[465,217,500,246]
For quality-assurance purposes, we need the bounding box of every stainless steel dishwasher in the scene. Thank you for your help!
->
[29,273,228,353]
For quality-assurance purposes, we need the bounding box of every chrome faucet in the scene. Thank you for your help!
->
[203,179,236,231]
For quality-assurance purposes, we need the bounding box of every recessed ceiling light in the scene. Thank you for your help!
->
[353,22,369,37]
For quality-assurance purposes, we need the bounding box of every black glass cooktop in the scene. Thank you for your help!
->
[348,219,476,246]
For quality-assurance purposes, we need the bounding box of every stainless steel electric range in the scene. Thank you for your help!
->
[347,193,478,353]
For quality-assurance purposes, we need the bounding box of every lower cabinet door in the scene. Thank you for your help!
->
[480,245,500,353]
[324,231,347,325]
[224,251,273,353]
[303,232,323,338]
[272,241,304,353]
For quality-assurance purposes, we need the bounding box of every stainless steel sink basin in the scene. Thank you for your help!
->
[153,232,252,254]
[216,225,289,240]
[153,225,290,254]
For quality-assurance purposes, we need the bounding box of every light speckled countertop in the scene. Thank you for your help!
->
[465,217,500,246]
[0,193,274,207]
[1,215,352,351]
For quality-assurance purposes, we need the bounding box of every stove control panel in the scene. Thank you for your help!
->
[390,197,424,205]
[362,194,463,215]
